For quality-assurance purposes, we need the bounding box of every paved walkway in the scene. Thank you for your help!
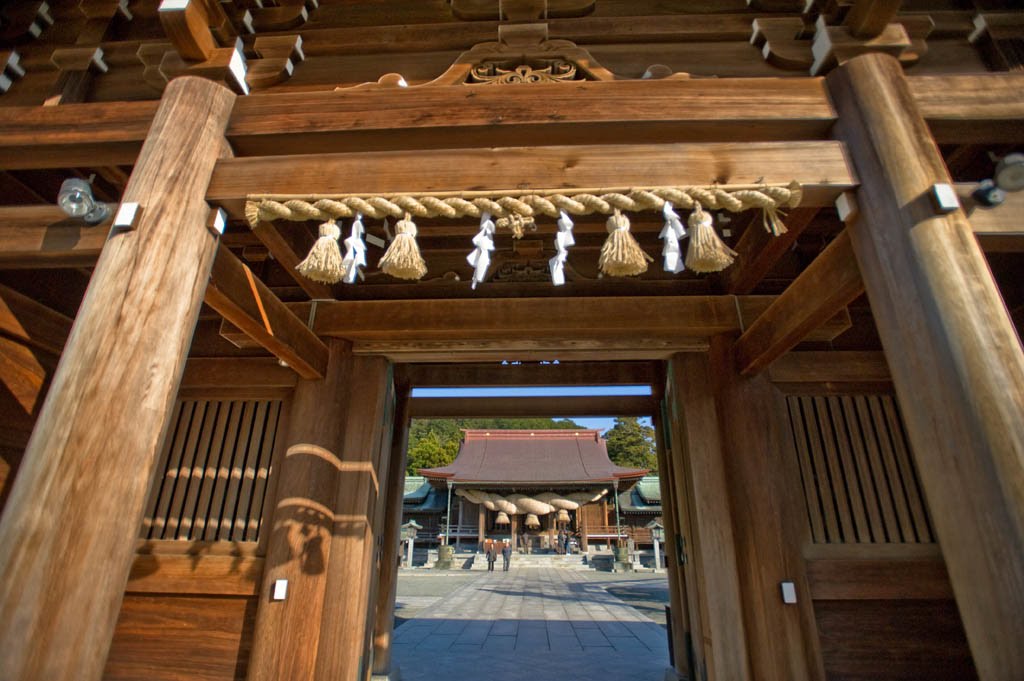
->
[391,568,670,681]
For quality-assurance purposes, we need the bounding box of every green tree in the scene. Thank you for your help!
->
[405,430,460,474]
[603,417,657,473]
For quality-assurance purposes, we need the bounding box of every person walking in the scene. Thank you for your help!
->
[501,540,511,572]
[486,541,497,572]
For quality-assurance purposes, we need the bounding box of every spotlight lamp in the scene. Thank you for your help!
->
[972,153,1024,208]
[58,177,112,225]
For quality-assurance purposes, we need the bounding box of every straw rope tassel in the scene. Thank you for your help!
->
[296,219,344,284]
[598,209,651,277]
[378,212,427,280]
[685,204,737,273]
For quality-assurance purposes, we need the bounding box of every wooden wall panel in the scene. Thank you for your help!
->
[103,595,256,681]
[786,395,934,544]
[141,399,283,542]
[814,600,977,681]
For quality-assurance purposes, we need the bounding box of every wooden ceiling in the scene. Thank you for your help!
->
[1,0,1022,360]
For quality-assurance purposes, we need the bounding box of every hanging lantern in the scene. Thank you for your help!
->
[556,509,570,523]
[525,513,541,529]
[495,511,510,525]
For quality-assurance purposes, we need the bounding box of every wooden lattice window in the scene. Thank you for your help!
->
[141,399,283,542]
[786,395,934,544]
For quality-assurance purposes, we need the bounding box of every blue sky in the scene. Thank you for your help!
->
[410,385,655,433]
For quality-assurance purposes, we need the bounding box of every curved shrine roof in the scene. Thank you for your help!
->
[419,429,648,486]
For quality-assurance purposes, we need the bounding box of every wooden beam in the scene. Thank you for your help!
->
[227,78,836,156]
[806,557,954,601]
[408,394,657,418]
[827,53,1024,680]
[352,338,708,363]
[709,335,825,681]
[0,100,156,170]
[401,361,660,388]
[0,74,1018,170]
[0,206,108,268]
[962,185,1024,253]
[250,219,334,299]
[204,245,329,380]
[307,295,849,342]
[248,340,351,681]
[909,73,1024,144]
[371,385,411,679]
[767,351,892,393]
[0,76,235,681]
[0,283,73,356]
[722,207,819,294]
[126,553,263,596]
[666,353,750,681]
[315,356,394,681]
[181,357,299,390]
[206,142,855,218]
[734,230,864,376]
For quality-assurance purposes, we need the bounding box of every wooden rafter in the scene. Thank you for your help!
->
[733,230,865,376]
[204,245,328,379]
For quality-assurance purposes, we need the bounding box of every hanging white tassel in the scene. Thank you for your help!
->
[296,220,344,284]
[659,201,687,274]
[549,210,575,286]
[466,212,495,290]
[342,214,367,284]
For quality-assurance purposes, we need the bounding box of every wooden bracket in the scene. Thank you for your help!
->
[44,47,109,105]
[159,0,219,62]
[0,2,53,43]
[0,51,26,94]
[451,0,595,20]
[755,5,933,74]
[246,35,304,90]
[249,3,314,32]
[141,39,249,95]
[78,0,132,20]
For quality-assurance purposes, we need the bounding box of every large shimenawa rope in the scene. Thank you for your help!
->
[244,182,802,279]
[245,183,803,225]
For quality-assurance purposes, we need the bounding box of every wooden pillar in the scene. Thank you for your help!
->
[477,504,485,550]
[315,356,395,681]
[0,76,234,681]
[709,336,824,681]
[371,384,411,680]
[666,353,751,681]
[580,507,588,551]
[510,511,518,551]
[247,340,353,681]
[827,53,1024,680]
[653,409,691,680]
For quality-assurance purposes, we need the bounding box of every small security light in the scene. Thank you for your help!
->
[994,153,1024,192]
[58,178,111,225]
[972,153,1024,208]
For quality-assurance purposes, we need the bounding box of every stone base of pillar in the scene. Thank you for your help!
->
[371,666,401,681]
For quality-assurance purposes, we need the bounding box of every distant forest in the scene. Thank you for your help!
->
[406,417,657,475]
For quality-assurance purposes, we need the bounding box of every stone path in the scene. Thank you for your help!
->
[390,568,670,680]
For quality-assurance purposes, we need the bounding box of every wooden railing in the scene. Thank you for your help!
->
[584,525,654,544]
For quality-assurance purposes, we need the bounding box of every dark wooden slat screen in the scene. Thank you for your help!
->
[786,394,934,544]
[141,399,283,542]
